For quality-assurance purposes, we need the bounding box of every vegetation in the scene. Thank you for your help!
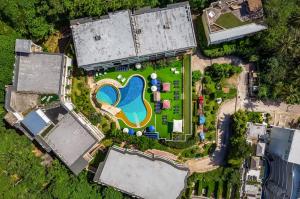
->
[227,110,253,168]
[183,167,241,199]
[215,13,249,29]
[196,0,300,104]
[183,55,193,138]
[194,16,258,58]
[0,22,20,126]
[95,58,185,139]
[192,70,202,85]
[202,63,241,136]
[0,19,132,199]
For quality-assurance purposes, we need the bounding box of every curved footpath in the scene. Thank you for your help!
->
[154,52,300,174]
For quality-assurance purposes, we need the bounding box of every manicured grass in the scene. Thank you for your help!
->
[95,59,184,139]
[183,55,192,137]
[215,13,248,29]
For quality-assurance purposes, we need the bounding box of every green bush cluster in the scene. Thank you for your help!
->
[183,167,241,199]
[227,110,252,168]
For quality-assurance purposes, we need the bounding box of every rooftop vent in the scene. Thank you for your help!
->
[163,24,170,29]
[136,29,142,34]
[94,35,101,41]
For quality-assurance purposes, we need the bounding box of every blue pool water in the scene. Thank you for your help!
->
[117,76,147,124]
[96,85,118,105]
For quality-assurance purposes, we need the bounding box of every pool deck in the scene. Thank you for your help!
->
[93,75,152,129]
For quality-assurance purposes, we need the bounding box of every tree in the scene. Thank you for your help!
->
[258,85,268,99]
[192,70,202,85]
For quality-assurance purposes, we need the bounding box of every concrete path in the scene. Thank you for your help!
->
[186,51,300,173]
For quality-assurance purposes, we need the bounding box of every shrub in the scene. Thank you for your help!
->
[192,71,202,85]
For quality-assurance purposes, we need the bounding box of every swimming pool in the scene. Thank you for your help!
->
[96,85,119,105]
[117,76,147,125]
[95,75,150,127]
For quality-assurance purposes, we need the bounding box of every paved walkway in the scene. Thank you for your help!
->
[186,51,300,173]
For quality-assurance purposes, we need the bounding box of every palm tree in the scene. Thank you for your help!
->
[289,13,300,28]
[290,66,300,86]
[277,34,296,55]
[283,84,300,104]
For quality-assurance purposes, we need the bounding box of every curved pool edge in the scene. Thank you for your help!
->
[115,74,152,128]
[95,84,121,106]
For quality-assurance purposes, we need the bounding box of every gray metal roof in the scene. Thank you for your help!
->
[94,146,189,199]
[209,23,267,44]
[21,109,51,136]
[15,39,32,53]
[43,113,98,175]
[269,127,300,165]
[133,3,196,56]
[71,2,196,67]
[71,10,136,67]
[14,53,64,94]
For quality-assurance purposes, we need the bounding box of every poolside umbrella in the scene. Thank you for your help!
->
[135,63,141,69]
[136,131,142,137]
[199,115,206,125]
[123,128,129,134]
[199,132,205,141]
[151,73,157,79]
[151,86,157,92]
[151,79,158,85]
[128,129,135,136]
[148,125,155,132]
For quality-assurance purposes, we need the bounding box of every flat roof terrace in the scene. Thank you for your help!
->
[71,2,196,68]
[14,53,64,94]
[94,146,189,199]
[42,113,99,174]
[71,10,136,67]
[133,3,196,56]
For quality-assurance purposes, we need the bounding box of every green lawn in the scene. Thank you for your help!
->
[95,59,184,139]
[215,13,248,29]
[183,55,192,137]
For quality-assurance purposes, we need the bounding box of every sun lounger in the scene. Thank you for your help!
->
[174,71,180,74]
[171,68,176,72]
[121,77,126,83]
[117,74,122,79]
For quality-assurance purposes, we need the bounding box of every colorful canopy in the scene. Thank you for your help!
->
[173,120,183,133]
[151,73,157,79]
[162,82,170,92]
[199,132,205,141]
[148,125,155,132]
[123,128,129,133]
[135,63,141,69]
[151,86,158,92]
[199,115,206,125]
[162,100,171,109]
[128,129,135,135]
[151,79,158,85]
[136,131,142,137]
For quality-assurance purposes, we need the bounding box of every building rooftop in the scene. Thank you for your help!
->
[94,146,189,199]
[268,126,300,165]
[21,109,52,136]
[247,122,267,140]
[247,0,263,12]
[208,23,267,44]
[71,11,136,67]
[71,2,196,68]
[14,52,64,94]
[15,39,32,53]
[42,113,99,175]
[133,3,196,56]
